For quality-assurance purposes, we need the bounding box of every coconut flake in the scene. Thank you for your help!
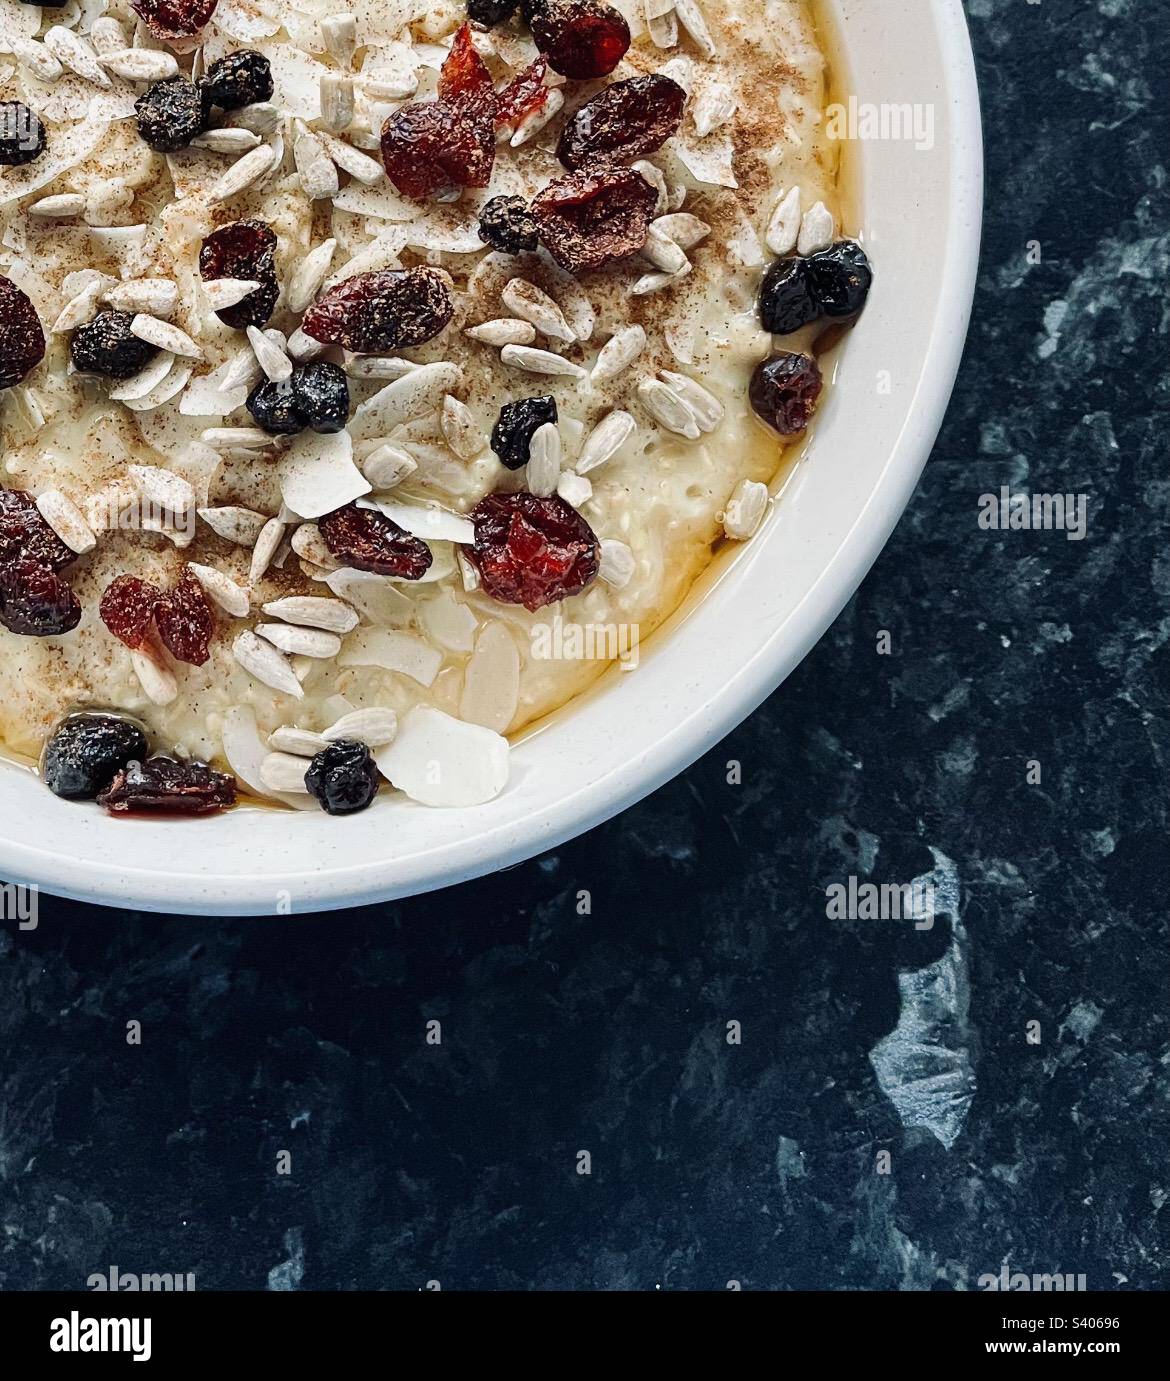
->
[459,622,520,733]
[279,430,370,520]
[375,705,509,808]
[358,497,474,545]
[339,628,442,686]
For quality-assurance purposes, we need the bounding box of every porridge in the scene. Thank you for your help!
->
[0,0,870,816]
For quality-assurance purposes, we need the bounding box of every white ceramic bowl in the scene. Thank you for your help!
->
[0,0,982,914]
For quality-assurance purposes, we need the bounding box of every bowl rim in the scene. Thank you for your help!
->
[0,0,983,914]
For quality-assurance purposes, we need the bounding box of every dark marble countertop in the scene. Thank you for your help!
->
[2,0,1167,1291]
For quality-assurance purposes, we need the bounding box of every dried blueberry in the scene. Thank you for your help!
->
[748,351,824,435]
[0,277,45,389]
[304,739,380,815]
[291,362,349,434]
[478,195,539,254]
[468,0,518,23]
[246,377,304,436]
[0,559,82,637]
[135,76,207,153]
[491,395,558,470]
[42,713,149,801]
[806,240,873,318]
[200,50,274,111]
[758,255,821,335]
[0,100,45,167]
[70,311,158,380]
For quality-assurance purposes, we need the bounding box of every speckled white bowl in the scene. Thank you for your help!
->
[0,0,982,914]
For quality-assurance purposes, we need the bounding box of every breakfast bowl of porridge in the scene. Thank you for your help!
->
[0,0,981,911]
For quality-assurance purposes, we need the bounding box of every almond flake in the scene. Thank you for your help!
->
[556,472,593,508]
[349,362,463,440]
[765,186,802,255]
[361,444,417,490]
[128,464,195,518]
[599,538,636,588]
[674,0,718,59]
[440,395,486,460]
[27,194,85,219]
[321,14,357,67]
[459,622,520,733]
[340,629,442,686]
[224,103,280,135]
[108,351,176,402]
[279,430,369,520]
[374,705,508,808]
[320,74,355,133]
[293,123,339,200]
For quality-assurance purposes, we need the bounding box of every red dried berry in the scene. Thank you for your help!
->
[154,570,215,666]
[380,22,497,200]
[319,503,434,580]
[130,0,219,41]
[530,168,657,274]
[0,275,46,390]
[0,559,82,637]
[0,488,77,573]
[198,220,278,331]
[468,491,600,612]
[556,74,687,171]
[98,755,237,816]
[749,352,824,435]
[300,267,453,354]
[531,0,630,80]
[100,573,162,649]
[496,57,551,129]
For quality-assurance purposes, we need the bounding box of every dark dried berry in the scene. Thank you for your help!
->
[478,195,539,254]
[468,0,517,23]
[556,74,686,171]
[154,570,215,666]
[0,275,46,389]
[0,488,76,573]
[495,57,550,130]
[758,255,821,335]
[19,0,65,6]
[134,76,207,153]
[749,351,824,435]
[131,0,219,41]
[469,491,600,611]
[304,739,380,815]
[380,23,496,200]
[291,362,349,434]
[0,100,45,166]
[319,503,434,580]
[531,168,656,274]
[199,220,278,330]
[806,240,873,318]
[201,50,273,111]
[98,755,237,815]
[100,574,162,649]
[247,377,303,436]
[491,395,558,470]
[70,311,158,380]
[301,267,453,354]
[42,713,149,801]
[531,0,630,80]
[0,559,81,637]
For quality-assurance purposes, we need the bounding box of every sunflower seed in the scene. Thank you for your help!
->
[269,727,329,757]
[246,324,291,382]
[525,422,561,497]
[797,200,835,256]
[233,631,303,698]
[225,102,281,135]
[722,478,769,539]
[631,263,692,296]
[99,47,178,82]
[556,471,593,508]
[510,87,564,146]
[260,752,310,792]
[693,79,735,136]
[287,239,337,315]
[631,159,669,215]
[441,395,486,460]
[90,18,129,55]
[577,409,636,473]
[641,225,690,274]
[52,277,110,333]
[322,707,397,747]
[35,490,97,555]
[202,278,262,311]
[256,622,341,658]
[361,444,417,489]
[262,596,358,634]
[103,278,178,317]
[501,278,576,344]
[315,131,385,185]
[44,27,109,86]
[187,562,250,617]
[651,212,711,250]
[290,523,340,569]
[659,369,724,432]
[220,348,264,393]
[249,517,286,582]
[132,314,201,358]
[293,124,339,200]
[27,194,85,219]
[320,74,355,133]
[342,354,418,380]
[321,13,357,66]
[645,0,678,48]
[128,464,195,517]
[500,344,586,378]
[673,0,717,58]
[636,376,701,439]
[599,539,635,589]
[11,39,63,84]
[591,326,646,382]
[198,506,269,546]
[465,318,536,347]
[209,144,278,205]
[203,428,274,454]
[765,186,802,255]
[191,127,262,154]
[130,649,178,706]
[457,548,480,593]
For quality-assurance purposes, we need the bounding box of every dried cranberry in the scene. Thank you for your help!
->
[100,574,162,649]
[478,194,539,254]
[300,268,453,354]
[495,57,550,130]
[0,559,82,637]
[380,22,496,200]
[154,570,215,666]
[71,310,158,380]
[468,491,600,611]
[556,74,686,171]
[319,503,434,580]
[468,0,517,23]
[0,488,77,573]
[748,352,824,435]
[0,100,46,167]
[530,169,656,274]
[491,395,558,470]
[98,755,237,815]
[304,740,380,815]
[531,0,630,80]
[131,0,219,41]
[0,275,46,390]
[199,220,278,330]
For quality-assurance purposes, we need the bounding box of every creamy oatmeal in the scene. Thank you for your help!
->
[0,0,869,815]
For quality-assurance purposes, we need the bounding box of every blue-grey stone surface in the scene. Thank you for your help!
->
[1,0,1167,1291]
